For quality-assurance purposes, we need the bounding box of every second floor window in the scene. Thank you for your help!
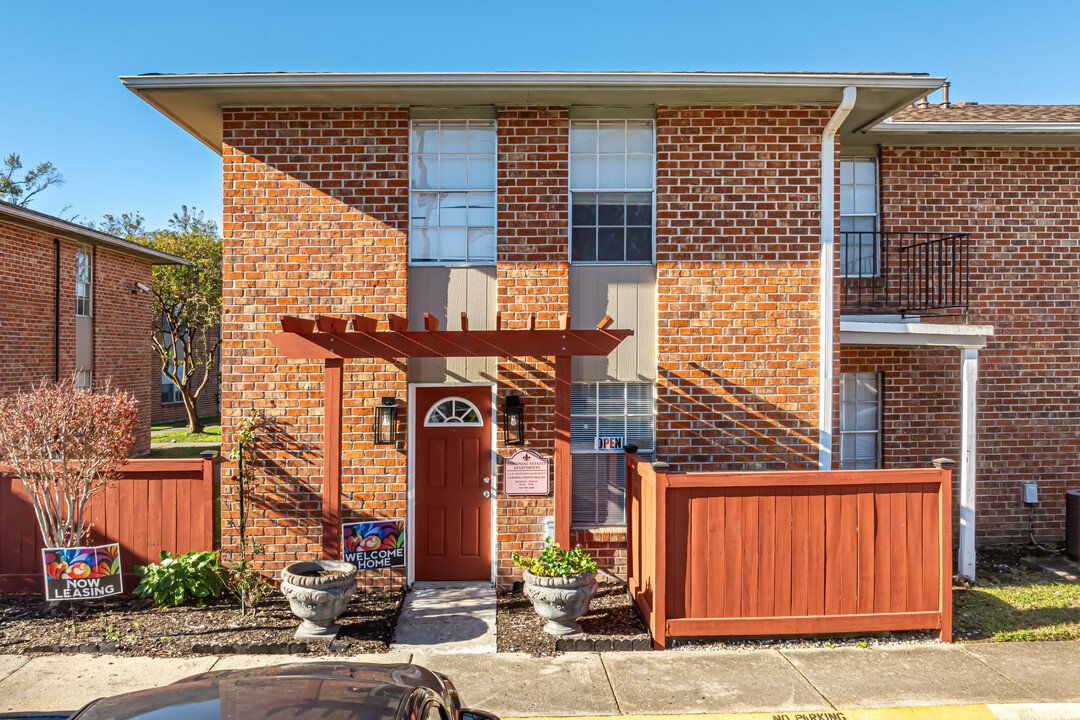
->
[570,120,654,263]
[409,119,496,264]
[75,249,92,317]
[839,157,879,277]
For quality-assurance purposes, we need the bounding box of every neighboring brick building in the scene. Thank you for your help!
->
[151,324,221,425]
[0,201,186,454]
[123,71,1080,587]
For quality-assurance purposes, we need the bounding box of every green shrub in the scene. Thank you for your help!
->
[512,539,598,578]
[134,550,226,608]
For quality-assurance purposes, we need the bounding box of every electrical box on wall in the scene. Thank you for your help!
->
[1022,482,1039,505]
[542,516,555,544]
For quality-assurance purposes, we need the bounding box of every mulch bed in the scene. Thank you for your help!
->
[497,582,649,655]
[0,590,404,656]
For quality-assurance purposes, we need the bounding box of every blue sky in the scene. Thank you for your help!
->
[4,0,1079,231]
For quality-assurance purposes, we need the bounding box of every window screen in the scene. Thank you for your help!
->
[410,119,497,264]
[570,120,654,263]
[570,382,654,526]
[838,372,881,470]
[839,158,879,277]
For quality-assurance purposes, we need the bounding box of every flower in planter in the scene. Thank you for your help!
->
[512,539,598,578]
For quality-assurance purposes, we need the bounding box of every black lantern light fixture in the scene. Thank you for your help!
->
[374,397,399,445]
[501,394,525,446]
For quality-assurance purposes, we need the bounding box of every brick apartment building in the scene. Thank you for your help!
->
[0,201,187,453]
[123,72,1080,587]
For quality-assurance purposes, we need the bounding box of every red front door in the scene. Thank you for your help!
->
[414,386,492,581]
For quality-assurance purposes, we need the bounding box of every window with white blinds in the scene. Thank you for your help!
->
[838,372,881,470]
[570,382,655,527]
[839,157,879,277]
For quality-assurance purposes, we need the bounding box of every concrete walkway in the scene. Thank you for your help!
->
[1,641,1078,716]
[391,582,497,654]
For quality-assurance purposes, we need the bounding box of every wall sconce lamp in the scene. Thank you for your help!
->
[375,397,399,445]
[501,394,525,446]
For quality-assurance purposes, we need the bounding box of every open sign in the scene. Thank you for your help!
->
[596,436,623,451]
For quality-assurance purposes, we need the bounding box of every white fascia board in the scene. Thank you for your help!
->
[839,319,993,348]
[120,71,945,91]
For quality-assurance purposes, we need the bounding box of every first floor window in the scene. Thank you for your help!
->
[75,248,92,317]
[838,372,881,469]
[570,382,655,527]
[74,370,92,391]
[161,315,184,404]
[161,373,182,404]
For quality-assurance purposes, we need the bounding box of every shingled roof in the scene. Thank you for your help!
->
[891,104,1080,123]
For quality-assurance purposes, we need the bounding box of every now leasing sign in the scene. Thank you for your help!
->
[42,544,123,601]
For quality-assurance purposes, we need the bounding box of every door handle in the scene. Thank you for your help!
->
[483,490,491,498]
[483,477,490,484]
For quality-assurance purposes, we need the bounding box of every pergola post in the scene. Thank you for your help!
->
[322,358,344,559]
[554,355,572,548]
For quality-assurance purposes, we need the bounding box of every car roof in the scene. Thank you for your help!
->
[73,663,446,720]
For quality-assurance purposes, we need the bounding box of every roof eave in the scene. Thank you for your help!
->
[0,202,189,265]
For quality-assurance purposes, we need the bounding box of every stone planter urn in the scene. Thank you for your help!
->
[522,570,598,636]
[280,560,357,640]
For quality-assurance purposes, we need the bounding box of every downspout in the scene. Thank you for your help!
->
[818,86,858,470]
[54,238,60,382]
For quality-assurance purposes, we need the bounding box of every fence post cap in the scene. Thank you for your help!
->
[200,449,219,460]
[931,457,957,469]
[651,461,670,471]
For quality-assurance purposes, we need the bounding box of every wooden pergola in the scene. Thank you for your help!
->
[264,311,632,558]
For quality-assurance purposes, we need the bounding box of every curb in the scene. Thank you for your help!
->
[506,706,1080,720]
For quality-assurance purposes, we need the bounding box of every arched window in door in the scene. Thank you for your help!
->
[424,397,484,426]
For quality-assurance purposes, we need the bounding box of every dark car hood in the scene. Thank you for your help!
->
[73,663,448,720]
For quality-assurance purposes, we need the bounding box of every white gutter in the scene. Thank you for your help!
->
[872,120,1080,133]
[818,86,857,470]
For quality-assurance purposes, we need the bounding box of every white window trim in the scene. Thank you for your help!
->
[408,118,498,267]
[568,119,657,266]
[839,157,881,279]
[837,371,882,470]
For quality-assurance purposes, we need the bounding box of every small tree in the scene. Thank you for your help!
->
[103,207,222,433]
[0,376,139,548]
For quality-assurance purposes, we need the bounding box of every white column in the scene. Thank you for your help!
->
[958,348,979,580]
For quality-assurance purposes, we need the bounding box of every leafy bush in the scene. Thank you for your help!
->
[134,551,226,608]
[512,539,598,578]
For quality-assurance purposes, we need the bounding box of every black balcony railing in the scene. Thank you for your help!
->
[840,231,970,317]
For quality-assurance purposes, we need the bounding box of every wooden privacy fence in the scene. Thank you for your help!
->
[0,456,216,593]
[626,455,952,648]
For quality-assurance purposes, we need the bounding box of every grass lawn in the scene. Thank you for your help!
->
[954,545,1080,642]
[152,426,222,444]
[144,445,217,459]
[150,415,220,432]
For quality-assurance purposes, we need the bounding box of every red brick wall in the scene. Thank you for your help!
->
[868,146,1080,543]
[0,221,153,454]
[221,107,409,585]
[151,324,221,425]
[654,106,833,472]
[494,106,569,586]
[93,247,154,454]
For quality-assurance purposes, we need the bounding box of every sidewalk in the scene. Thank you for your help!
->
[1,642,1077,717]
